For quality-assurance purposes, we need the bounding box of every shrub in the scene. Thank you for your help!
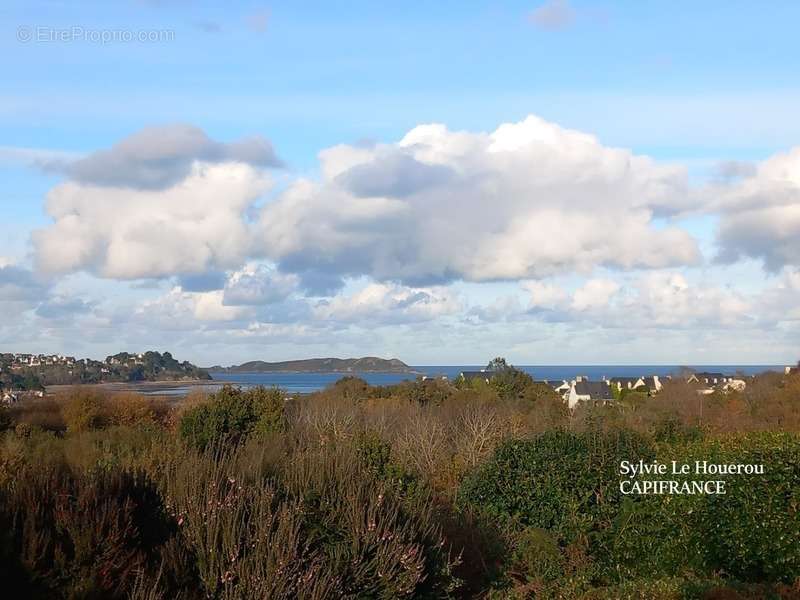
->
[608,433,800,584]
[510,527,565,584]
[106,393,156,427]
[160,444,460,598]
[61,388,104,433]
[458,429,655,545]
[179,385,285,451]
[0,464,195,598]
[0,405,11,431]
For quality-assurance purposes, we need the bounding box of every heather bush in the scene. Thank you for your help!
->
[158,443,460,598]
[0,463,195,599]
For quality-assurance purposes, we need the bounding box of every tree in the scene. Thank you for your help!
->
[486,357,511,372]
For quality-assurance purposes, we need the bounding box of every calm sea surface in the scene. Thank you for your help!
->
[145,365,786,396]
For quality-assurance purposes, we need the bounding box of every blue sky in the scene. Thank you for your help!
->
[2,0,800,365]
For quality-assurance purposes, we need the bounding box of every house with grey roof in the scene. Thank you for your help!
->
[565,377,614,409]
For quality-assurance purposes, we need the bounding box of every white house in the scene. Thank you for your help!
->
[565,377,614,409]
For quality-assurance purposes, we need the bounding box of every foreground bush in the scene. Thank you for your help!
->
[60,388,104,433]
[0,464,195,598]
[609,432,800,583]
[179,385,285,451]
[459,429,655,543]
[160,443,461,598]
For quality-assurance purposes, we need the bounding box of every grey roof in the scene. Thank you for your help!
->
[575,380,614,401]
[609,376,646,387]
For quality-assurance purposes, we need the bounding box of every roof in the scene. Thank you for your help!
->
[642,376,659,388]
[574,380,614,401]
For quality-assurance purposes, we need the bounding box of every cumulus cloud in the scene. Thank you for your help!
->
[31,115,703,290]
[43,124,282,190]
[258,115,699,290]
[33,162,269,279]
[471,271,763,331]
[223,263,299,306]
[523,280,569,309]
[710,147,800,271]
[528,0,576,31]
[571,278,621,311]
[135,287,250,329]
[312,282,461,325]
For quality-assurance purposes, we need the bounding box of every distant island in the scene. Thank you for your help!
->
[208,357,415,374]
[1,351,210,389]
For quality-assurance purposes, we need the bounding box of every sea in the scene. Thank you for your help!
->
[143,365,787,396]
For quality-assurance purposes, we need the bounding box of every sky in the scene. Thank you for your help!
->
[1,0,800,366]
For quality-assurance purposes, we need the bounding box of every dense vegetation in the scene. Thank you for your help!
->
[1,363,799,598]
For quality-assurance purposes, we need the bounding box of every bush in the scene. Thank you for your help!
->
[458,429,655,561]
[609,432,800,584]
[160,444,460,598]
[61,389,104,433]
[106,393,156,427]
[510,527,565,584]
[0,464,194,598]
[179,385,285,451]
[0,405,11,431]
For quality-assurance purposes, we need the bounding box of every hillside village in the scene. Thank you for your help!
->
[0,351,209,402]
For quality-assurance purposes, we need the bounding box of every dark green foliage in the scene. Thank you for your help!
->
[651,416,703,443]
[609,433,800,583]
[459,429,655,543]
[4,367,800,597]
[0,405,11,431]
[479,357,535,400]
[354,431,420,495]
[179,385,285,451]
[0,371,45,391]
[386,377,453,405]
[329,376,372,401]
[489,368,535,401]
[510,527,565,584]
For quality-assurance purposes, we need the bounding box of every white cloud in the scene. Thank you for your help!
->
[33,162,269,279]
[711,147,800,271]
[571,278,621,311]
[258,115,699,290]
[135,287,250,329]
[312,282,461,325]
[223,263,299,305]
[523,280,568,309]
